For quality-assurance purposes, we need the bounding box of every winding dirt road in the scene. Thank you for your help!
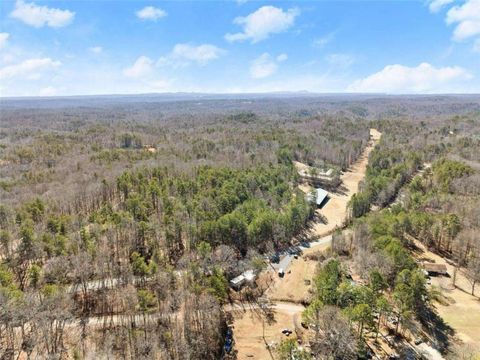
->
[232,129,382,359]
[304,128,381,239]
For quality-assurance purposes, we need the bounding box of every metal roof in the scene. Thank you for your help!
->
[230,269,256,286]
[230,275,245,285]
[423,263,448,274]
[316,188,328,205]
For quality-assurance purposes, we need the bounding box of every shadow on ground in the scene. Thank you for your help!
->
[420,305,454,354]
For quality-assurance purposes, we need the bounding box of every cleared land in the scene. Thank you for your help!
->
[229,303,305,360]
[232,129,381,358]
[412,238,480,346]
[267,242,330,303]
[297,128,382,238]
[268,128,382,303]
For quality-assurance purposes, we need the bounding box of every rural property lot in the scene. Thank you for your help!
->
[296,128,382,239]
[232,129,382,358]
[267,241,330,303]
[413,240,480,346]
[229,302,305,360]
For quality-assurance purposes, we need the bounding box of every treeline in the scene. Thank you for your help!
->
[113,163,314,258]
[348,122,423,218]
[298,208,429,359]
[400,158,480,295]
[0,157,315,358]
[0,254,227,359]
[0,161,314,286]
[350,155,479,295]
[0,107,370,209]
[320,113,480,358]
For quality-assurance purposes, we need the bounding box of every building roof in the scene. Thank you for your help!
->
[230,269,256,287]
[243,270,255,281]
[316,188,329,205]
[230,275,245,285]
[423,263,448,274]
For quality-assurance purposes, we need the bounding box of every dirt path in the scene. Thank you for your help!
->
[267,129,381,303]
[232,129,382,358]
[301,128,381,238]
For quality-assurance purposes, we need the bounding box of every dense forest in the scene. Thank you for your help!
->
[1,95,479,359]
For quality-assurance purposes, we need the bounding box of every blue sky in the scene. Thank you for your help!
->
[0,0,479,96]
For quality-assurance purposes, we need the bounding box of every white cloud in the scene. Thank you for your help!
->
[10,0,74,28]
[347,62,472,93]
[2,53,16,64]
[136,6,167,21]
[325,53,355,68]
[39,86,58,96]
[428,0,455,13]
[446,0,480,41]
[158,43,225,67]
[0,58,61,80]
[312,32,335,48]
[0,33,9,49]
[225,6,299,43]
[250,53,277,79]
[122,56,153,78]
[250,52,287,79]
[89,46,103,54]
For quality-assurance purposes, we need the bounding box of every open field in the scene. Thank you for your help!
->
[230,303,305,360]
[436,289,480,345]
[267,242,330,303]
[412,239,480,346]
[266,258,316,304]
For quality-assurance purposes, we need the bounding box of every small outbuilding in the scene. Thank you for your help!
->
[315,188,329,207]
[230,274,245,291]
[423,263,448,276]
[229,269,257,291]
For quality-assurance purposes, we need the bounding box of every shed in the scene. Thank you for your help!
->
[230,275,245,290]
[315,188,329,207]
[229,269,257,290]
[423,263,448,276]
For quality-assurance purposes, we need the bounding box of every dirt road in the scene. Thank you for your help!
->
[267,129,382,303]
[305,128,381,238]
[232,129,382,358]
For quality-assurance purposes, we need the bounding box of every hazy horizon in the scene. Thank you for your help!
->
[2,91,480,101]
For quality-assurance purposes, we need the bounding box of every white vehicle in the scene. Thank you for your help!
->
[278,268,285,277]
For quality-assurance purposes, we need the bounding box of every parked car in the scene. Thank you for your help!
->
[278,268,285,277]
